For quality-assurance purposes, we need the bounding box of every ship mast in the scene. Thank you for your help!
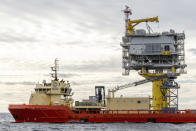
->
[51,58,59,81]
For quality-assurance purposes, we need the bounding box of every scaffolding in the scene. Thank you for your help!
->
[160,75,180,110]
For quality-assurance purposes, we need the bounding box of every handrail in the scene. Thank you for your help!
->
[75,109,194,115]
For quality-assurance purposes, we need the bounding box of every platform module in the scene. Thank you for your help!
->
[120,6,186,110]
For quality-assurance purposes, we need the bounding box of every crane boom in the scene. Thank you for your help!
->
[127,16,159,35]
[108,74,169,98]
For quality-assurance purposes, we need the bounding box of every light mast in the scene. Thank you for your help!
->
[123,5,132,36]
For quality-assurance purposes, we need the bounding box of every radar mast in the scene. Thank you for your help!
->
[51,58,59,81]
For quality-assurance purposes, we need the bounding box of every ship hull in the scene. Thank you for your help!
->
[9,104,196,123]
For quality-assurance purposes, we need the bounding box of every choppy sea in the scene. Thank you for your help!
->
[1,113,196,131]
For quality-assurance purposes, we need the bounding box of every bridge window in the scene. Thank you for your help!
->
[164,45,170,51]
[61,88,64,92]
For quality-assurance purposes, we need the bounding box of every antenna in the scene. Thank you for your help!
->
[51,58,59,81]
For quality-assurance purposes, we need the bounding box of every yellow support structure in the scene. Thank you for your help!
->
[128,16,159,35]
[141,66,176,110]
[141,68,167,110]
[142,74,166,110]
[152,79,166,110]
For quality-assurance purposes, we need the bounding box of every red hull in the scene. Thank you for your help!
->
[8,104,196,123]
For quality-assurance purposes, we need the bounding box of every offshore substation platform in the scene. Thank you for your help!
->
[9,6,196,123]
[118,5,186,111]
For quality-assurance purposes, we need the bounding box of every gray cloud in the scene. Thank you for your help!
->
[178,80,196,84]
[44,73,80,78]
[189,48,196,54]
[0,0,195,34]
[0,33,38,43]
[61,56,121,72]
[71,81,84,86]
[0,75,24,78]
[0,81,35,85]
[58,73,80,78]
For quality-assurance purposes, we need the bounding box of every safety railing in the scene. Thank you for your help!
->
[74,109,196,115]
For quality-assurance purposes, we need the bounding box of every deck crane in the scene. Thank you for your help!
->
[123,6,159,35]
[127,17,159,35]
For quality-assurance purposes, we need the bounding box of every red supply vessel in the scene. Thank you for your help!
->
[8,104,196,123]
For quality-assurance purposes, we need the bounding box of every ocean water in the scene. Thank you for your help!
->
[1,113,196,131]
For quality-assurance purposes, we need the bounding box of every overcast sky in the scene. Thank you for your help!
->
[0,0,196,112]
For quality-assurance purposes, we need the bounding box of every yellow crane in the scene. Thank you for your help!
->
[127,16,159,35]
